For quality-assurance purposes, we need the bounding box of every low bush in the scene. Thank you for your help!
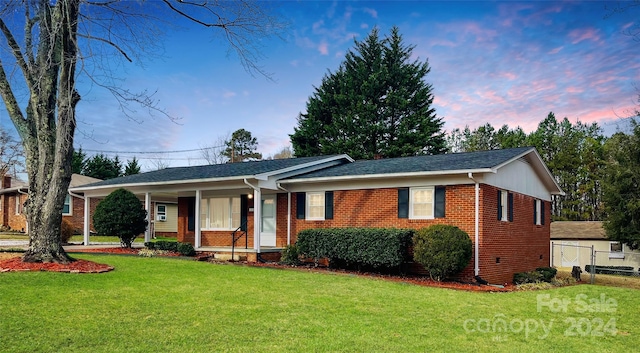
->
[60,219,74,244]
[535,267,558,282]
[296,228,413,270]
[585,265,635,276]
[177,242,196,256]
[412,225,472,281]
[513,271,544,284]
[145,241,195,256]
[280,245,301,266]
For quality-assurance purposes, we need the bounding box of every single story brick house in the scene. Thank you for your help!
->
[0,174,101,233]
[72,147,563,284]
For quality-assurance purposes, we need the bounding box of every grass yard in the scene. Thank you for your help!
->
[0,255,638,353]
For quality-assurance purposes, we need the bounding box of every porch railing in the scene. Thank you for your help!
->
[230,221,248,262]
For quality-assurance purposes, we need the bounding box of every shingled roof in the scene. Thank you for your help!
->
[551,221,606,240]
[287,147,534,179]
[76,155,343,188]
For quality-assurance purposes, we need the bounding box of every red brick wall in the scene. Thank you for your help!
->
[290,185,549,284]
[479,185,550,284]
[6,193,26,232]
[62,197,99,233]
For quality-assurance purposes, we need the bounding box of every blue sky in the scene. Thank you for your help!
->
[2,1,639,170]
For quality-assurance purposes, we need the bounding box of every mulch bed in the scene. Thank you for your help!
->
[0,255,113,273]
[230,260,515,292]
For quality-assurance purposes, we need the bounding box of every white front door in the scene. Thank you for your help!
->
[260,195,276,247]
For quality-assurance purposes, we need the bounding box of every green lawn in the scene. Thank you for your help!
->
[0,255,638,352]
[0,234,176,243]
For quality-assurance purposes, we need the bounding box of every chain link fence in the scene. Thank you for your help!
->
[551,242,640,283]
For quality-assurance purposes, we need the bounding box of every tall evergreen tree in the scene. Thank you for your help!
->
[603,122,640,249]
[71,148,87,175]
[291,26,446,159]
[83,154,122,180]
[223,129,262,163]
[124,157,142,176]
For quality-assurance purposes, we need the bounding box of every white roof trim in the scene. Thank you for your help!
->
[281,168,496,184]
[491,148,563,195]
[71,175,257,192]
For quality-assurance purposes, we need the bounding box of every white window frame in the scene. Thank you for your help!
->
[306,192,325,221]
[609,241,624,259]
[15,195,21,215]
[500,190,509,222]
[200,196,241,230]
[156,204,167,221]
[410,186,435,220]
[534,199,542,225]
[62,194,72,216]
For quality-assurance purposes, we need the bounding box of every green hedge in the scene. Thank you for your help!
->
[145,240,195,256]
[585,265,635,276]
[296,228,413,269]
[513,267,558,284]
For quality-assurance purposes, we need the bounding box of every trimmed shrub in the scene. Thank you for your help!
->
[93,188,147,248]
[146,240,178,252]
[513,271,544,284]
[585,265,635,276]
[296,228,413,270]
[536,267,558,282]
[60,219,74,244]
[177,242,196,256]
[280,245,301,266]
[412,225,472,281]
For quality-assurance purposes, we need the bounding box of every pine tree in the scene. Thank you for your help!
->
[223,129,262,162]
[124,157,142,176]
[291,26,445,159]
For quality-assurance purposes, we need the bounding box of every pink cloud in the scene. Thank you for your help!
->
[568,28,601,44]
[566,86,584,94]
[363,7,378,18]
[548,46,563,54]
[318,41,329,55]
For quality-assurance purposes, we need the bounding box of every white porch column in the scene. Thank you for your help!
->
[83,196,90,246]
[286,192,291,245]
[195,189,201,249]
[253,188,261,252]
[144,193,151,242]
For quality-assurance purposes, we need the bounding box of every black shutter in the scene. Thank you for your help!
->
[508,193,514,222]
[187,197,195,231]
[533,199,537,224]
[398,188,409,218]
[497,190,502,221]
[435,186,446,218]
[296,192,306,219]
[325,191,334,219]
[240,194,248,231]
[541,201,545,225]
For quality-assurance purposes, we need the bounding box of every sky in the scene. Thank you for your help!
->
[1,1,639,171]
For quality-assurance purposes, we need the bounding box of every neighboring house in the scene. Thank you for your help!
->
[0,174,101,233]
[550,221,640,270]
[72,147,563,284]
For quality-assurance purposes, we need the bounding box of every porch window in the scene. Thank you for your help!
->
[609,241,624,259]
[306,192,325,220]
[200,197,241,230]
[410,187,434,219]
[62,194,72,216]
[156,204,166,221]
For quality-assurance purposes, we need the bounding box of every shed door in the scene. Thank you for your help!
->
[561,241,580,267]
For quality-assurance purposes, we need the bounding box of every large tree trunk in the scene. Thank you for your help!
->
[11,0,81,264]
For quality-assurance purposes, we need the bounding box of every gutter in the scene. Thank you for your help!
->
[276,183,292,246]
[468,173,480,277]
